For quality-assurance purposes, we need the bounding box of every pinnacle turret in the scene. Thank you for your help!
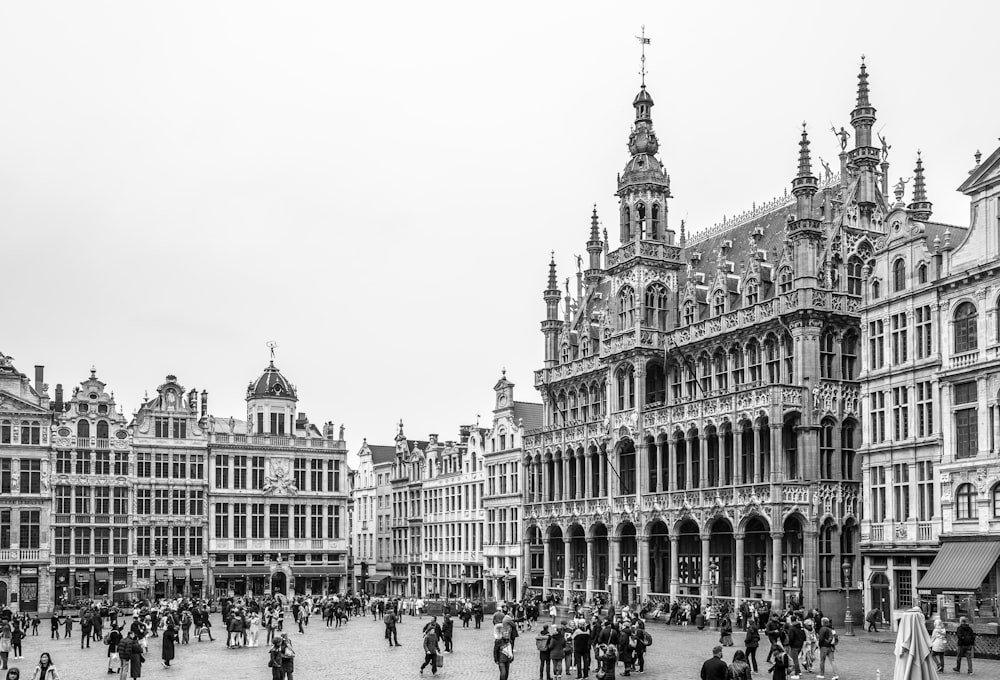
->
[908,150,933,221]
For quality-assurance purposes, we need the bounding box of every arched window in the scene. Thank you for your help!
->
[847,257,863,295]
[778,268,793,294]
[77,420,90,439]
[954,301,978,353]
[871,280,881,299]
[956,483,978,520]
[615,365,635,411]
[745,280,759,306]
[917,263,928,284]
[682,301,696,326]
[645,284,669,330]
[892,259,906,292]
[713,290,726,316]
[650,204,661,240]
[618,286,636,329]
[820,332,836,378]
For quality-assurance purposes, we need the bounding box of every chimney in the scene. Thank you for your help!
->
[200,390,208,418]
[34,366,44,394]
[54,384,64,412]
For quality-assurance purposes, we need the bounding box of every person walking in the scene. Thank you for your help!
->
[700,645,728,680]
[494,623,514,680]
[930,618,948,672]
[160,623,178,669]
[815,617,839,680]
[29,653,60,680]
[419,626,440,676]
[954,616,976,674]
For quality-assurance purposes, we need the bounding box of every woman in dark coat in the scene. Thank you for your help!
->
[160,623,178,668]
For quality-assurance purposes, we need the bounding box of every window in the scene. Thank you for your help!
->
[745,280,759,306]
[252,456,265,489]
[19,459,41,494]
[954,301,978,353]
[917,263,928,284]
[872,391,887,443]
[917,461,934,521]
[645,284,669,330]
[713,290,726,316]
[891,313,908,365]
[916,382,934,437]
[215,455,229,488]
[618,286,636,329]
[19,510,40,549]
[871,466,887,522]
[892,259,906,291]
[778,268,793,294]
[820,332,836,378]
[682,301,695,326]
[847,257,863,295]
[955,381,978,459]
[868,320,885,370]
[269,504,289,538]
[955,483,977,520]
[215,503,229,538]
[893,463,911,521]
[893,387,910,440]
[915,306,932,358]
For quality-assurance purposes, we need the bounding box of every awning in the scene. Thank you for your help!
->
[95,569,110,582]
[155,569,168,581]
[918,539,1000,591]
[173,568,186,579]
[366,573,390,583]
[190,568,204,580]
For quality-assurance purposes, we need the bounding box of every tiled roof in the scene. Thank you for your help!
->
[512,401,543,431]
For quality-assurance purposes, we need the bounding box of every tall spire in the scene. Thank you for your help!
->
[908,150,933,221]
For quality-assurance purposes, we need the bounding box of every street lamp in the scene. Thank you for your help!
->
[841,558,855,636]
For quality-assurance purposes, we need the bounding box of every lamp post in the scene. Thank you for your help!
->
[841,558,855,636]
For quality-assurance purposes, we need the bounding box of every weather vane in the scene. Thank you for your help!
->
[266,340,278,361]
[636,25,650,86]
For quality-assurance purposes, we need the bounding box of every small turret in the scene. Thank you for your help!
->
[908,151,933,221]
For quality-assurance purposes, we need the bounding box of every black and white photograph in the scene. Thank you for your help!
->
[1,1,999,678]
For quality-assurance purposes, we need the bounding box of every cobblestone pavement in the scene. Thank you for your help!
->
[7,615,998,680]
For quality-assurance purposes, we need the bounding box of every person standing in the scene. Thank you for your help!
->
[160,623,178,669]
[700,645,728,680]
[419,626,439,675]
[29,653,60,680]
[954,616,976,674]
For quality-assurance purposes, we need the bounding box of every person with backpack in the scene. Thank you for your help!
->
[536,624,555,680]
[743,620,760,673]
[954,616,976,674]
[816,617,839,680]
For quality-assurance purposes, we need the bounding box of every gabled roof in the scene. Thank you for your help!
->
[957,145,1000,194]
[512,401,543,431]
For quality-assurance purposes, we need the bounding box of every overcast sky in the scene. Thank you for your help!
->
[2,1,997,464]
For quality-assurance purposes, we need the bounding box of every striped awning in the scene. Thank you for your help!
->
[918,540,1000,591]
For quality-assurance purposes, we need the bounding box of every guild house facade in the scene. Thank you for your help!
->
[522,61,909,622]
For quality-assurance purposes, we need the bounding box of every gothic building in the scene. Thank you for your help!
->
[523,62,902,620]
[0,353,53,612]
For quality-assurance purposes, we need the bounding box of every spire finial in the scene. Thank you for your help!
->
[636,26,650,87]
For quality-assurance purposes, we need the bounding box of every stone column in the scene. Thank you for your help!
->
[637,535,651,599]
[771,531,784,609]
[585,537,595,598]
[563,537,572,601]
[734,533,746,610]
[669,535,680,601]
[701,534,712,609]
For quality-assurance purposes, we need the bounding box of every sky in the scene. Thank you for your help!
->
[1,1,997,465]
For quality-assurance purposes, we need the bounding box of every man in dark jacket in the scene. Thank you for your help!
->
[954,616,976,674]
[701,645,728,680]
